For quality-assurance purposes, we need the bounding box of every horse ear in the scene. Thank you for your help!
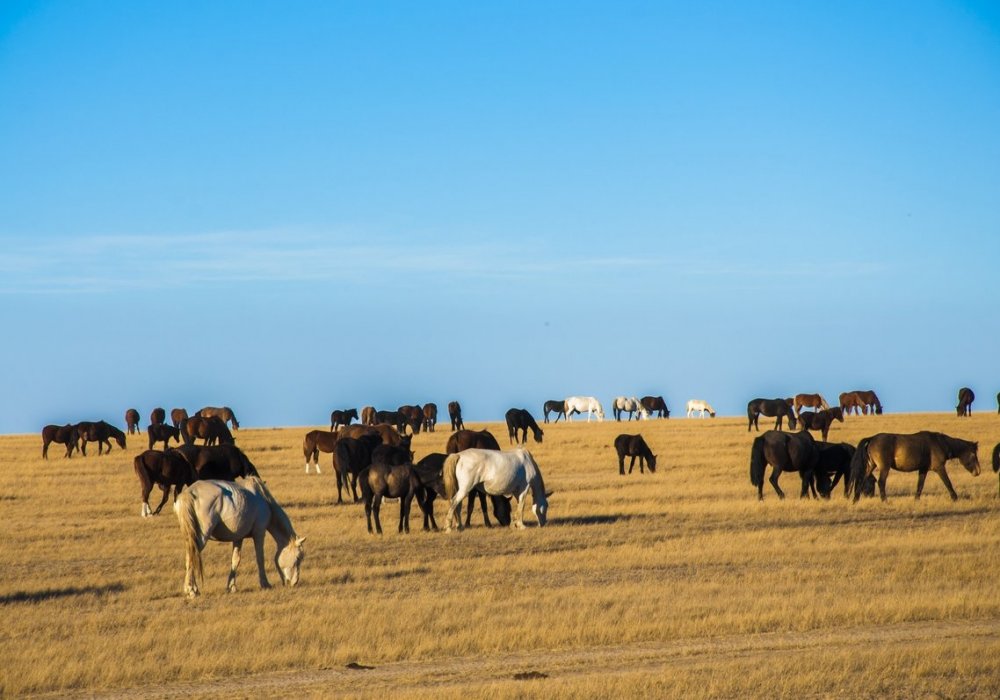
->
[296,536,307,546]
[544,490,554,498]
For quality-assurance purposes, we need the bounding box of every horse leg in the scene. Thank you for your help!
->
[252,534,271,589]
[628,455,637,474]
[373,494,384,535]
[227,541,243,592]
[401,491,414,534]
[769,468,786,499]
[877,465,890,502]
[935,467,959,501]
[618,453,625,475]
[478,491,492,527]
[152,484,170,516]
[514,491,528,529]
[915,470,928,499]
[364,494,375,534]
[446,484,471,532]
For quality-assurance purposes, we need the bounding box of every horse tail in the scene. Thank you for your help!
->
[991,443,1000,473]
[133,454,151,493]
[849,437,873,501]
[443,453,461,501]
[175,490,204,586]
[749,435,766,488]
[819,394,829,410]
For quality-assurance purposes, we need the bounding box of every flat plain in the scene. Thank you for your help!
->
[2,411,999,698]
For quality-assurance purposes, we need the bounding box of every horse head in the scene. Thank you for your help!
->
[960,443,981,476]
[276,536,306,587]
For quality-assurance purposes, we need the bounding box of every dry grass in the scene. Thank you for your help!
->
[2,412,999,698]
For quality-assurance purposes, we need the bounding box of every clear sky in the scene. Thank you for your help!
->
[1,1,999,432]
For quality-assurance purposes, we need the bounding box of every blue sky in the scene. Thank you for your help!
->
[1,1,999,432]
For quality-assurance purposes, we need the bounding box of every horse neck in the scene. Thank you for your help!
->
[523,456,547,504]
[939,433,971,458]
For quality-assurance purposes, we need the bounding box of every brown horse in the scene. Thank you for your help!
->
[747,398,797,432]
[853,390,882,415]
[134,449,197,517]
[839,392,864,416]
[147,423,181,450]
[793,393,829,417]
[956,388,974,417]
[330,408,358,431]
[303,429,340,474]
[850,431,980,502]
[149,407,166,425]
[359,461,424,535]
[614,434,656,475]
[170,407,189,428]
[797,407,844,441]
[76,421,127,456]
[448,401,464,431]
[181,416,234,446]
[749,429,819,500]
[361,406,377,426]
[173,444,260,481]
[41,424,79,459]
[422,403,438,432]
[397,405,424,434]
[125,408,140,435]
[196,406,240,430]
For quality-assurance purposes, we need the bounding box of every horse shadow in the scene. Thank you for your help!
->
[548,513,636,527]
[0,582,126,605]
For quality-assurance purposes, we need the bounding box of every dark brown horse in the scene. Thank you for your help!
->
[814,442,874,498]
[422,403,438,432]
[371,435,413,467]
[41,424,79,459]
[797,407,844,441]
[170,407,189,428]
[747,398,797,432]
[793,393,829,417]
[134,449,196,517]
[125,408,140,435]
[330,408,358,431]
[173,444,260,481]
[359,461,425,535]
[850,432,980,502]
[376,410,406,433]
[332,434,383,503]
[992,443,1000,497]
[956,387,974,417]
[448,401,464,431]
[397,405,424,434]
[445,429,510,527]
[149,407,166,425]
[543,400,565,423]
[147,423,181,450]
[749,429,819,500]
[505,408,543,445]
[639,396,670,418]
[76,421,127,456]
[196,406,240,430]
[361,405,376,426]
[614,434,656,475]
[180,416,234,446]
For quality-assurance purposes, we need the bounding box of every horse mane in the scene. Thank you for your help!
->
[248,477,297,538]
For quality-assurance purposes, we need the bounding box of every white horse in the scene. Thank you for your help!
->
[612,396,650,421]
[174,477,306,597]
[565,396,604,422]
[686,399,717,418]
[442,448,550,531]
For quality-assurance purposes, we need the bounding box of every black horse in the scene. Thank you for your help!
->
[133,449,197,517]
[76,420,127,456]
[749,429,819,500]
[41,424,79,459]
[956,387,974,417]
[813,441,874,498]
[639,396,670,418]
[370,434,413,467]
[614,434,657,475]
[747,398,797,432]
[505,408,543,445]
[542,400,566,423]
[330,408,358,431]
[147,423,181,450]
[797,407,844,441]
[173,444,260,481]
[333,434,382,503]
[375,410,407,433]
[422,403,438,432]
[448,401,464,431]
[125,408,140,435]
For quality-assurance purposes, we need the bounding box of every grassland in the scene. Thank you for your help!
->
[2,411,999,698]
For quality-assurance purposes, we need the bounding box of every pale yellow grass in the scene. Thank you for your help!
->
[1,413,999,698]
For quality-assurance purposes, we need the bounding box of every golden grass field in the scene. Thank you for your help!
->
[2,411,1000,698]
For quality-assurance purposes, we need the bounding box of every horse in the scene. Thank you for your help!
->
[359,461,423,535]
[797,407,844,441]
[992,443,1000,497]
[147,423,181,450]
[612,396,649,421]
[749,429,820,500]
[849,431,980,502]
[814,442,874,498]
[333,434,382,503]
[371,435,413,467]
[565,396,604,422]
[685,400,716,418]
[330,408,358,431]
[639,396,670,418]
[397,405,424,434]
[303,429,339,474]
[997,392,1000,415]
[448,401,464,431]
[841,390,882,416]
[614,434,656,475]
[445,429,511,527]
[170,408,189,428]
[173,444,261,481]
[76,421,127,456]
[747,398,797,432]
[422,403,438,432]
[125,408,140,434]
[175,477,305,597]
[361,405,377,426]
[443,448,550,530]
[543,400,566,423]
[196,406,240,430]
[793,393,829,417]
[956,387,975,417]
[134,449,197,517]
[505,408,544,444]
[150,407,166,425]
[180,416,234,446]
[376,410,405,433]
[41,424,79,459]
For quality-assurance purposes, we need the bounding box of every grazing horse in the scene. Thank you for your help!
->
[125,408,140,434]
[992,443,1000,497]
[840,390,882,416]
[543,400,566,423]
[359,461,422,535]
[397,405,424,435]
[797,407,844,441]
[612,397,649,421]
[956,387,975,417]
[443,448,550,530]
[685,400,716,418]
[134,449,196,517]
[505,408,544,445]
[181,416,234,446]
[422,403,438,432]
[639,396,670,418]
[793,393,829,417]
[170,408,189,428]
[333,434,382,503]
[445,429,510,527]
[749,429,820,500]
[196,406,240,431]
[147,423,181,450]
[361,406,377,426]
[150,407,166,426]
[850,432,980,502]
[76,421,127,456]
[448,401,464,431]
[565,396,604,422]
[175,477,305,597]
[747,398,797,432]
[330,408,358,431]
[41,424,79,459]
[409,453,510,531]
[614,434,657,475]
[376,410,405,433]
[174,444,260,481]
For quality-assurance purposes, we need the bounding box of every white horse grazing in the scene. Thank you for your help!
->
[686,399,717,418]
[612,396,650,421]
[442,448,550,531]
[174,477,306,598]
[565,396,604,422]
